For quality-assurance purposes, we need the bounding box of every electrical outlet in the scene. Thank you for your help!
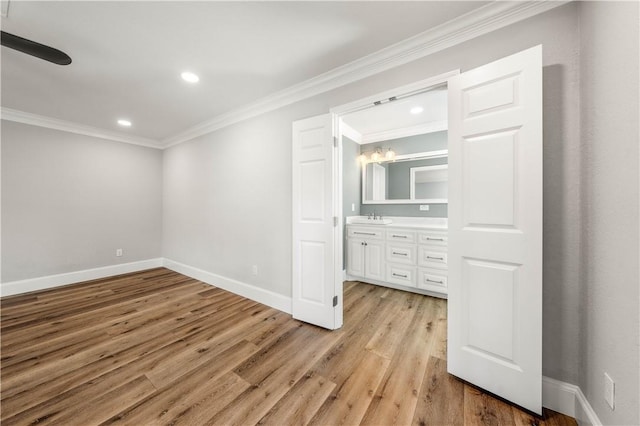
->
[116,248,123,257]
[604,372,615,410]
[251,265,258,276]
[351,203,356,212]
[419,205,430,211]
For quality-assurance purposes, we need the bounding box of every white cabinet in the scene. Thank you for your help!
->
[346,223,448,297]
[346,227,385,281]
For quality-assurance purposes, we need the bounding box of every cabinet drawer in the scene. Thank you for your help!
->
[347,227,384,240]
[417,231,448,246]
[386,243,416,265]
[386,230,416,243]
[417,247,447,270]
[417,268,448,293]
[387,265,416,287]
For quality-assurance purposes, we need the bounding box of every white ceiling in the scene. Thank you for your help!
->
[1,1,490,145]
[341,88,448,143]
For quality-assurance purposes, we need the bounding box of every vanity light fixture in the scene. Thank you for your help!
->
[117,119,132,127]
[359,147,396,164]
[385,148,396,161]
[181,71,199,83]
[410,106,424,115]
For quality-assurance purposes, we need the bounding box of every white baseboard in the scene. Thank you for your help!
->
[0,258,164,297]
[162,258,292,314]
[543,376,602,425]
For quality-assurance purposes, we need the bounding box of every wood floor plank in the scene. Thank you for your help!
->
[360,296,440,426]
[464,384,517,426]
[209,325,342,425]
[1,296,265,418]
[412,356,465,426]
[309,349,390,426]
[44,375,157,426]
[101,341,257,426]
[0,271,578,426]
[1,288,209,372]
[257,371,336,426]
[365,290,421,359]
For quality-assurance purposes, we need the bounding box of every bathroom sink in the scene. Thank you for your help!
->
[350,218,393,225]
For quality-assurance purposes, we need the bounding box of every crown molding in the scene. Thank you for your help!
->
[162,0,568,148]
[1,108,162,149]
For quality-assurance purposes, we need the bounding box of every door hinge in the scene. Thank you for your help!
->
[333,136,338,148]
[333,216,338,227]
[333,295,338,307]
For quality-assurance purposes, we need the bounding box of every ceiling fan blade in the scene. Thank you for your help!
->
[1,31,71,65]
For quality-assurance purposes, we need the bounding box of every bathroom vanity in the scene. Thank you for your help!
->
[345,216,448,298]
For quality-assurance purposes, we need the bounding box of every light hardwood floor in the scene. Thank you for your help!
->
[1,268,576,426]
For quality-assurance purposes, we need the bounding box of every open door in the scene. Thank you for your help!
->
[447,45,543,413]
[292,114,341,330]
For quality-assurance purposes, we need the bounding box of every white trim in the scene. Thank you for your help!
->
[542,376,602,425]
[331,71,458,117]
[361,120,448,144]
[1,108,163,149]
[340,121,362,144]
[574,386,603,426]
[162,258,292,314]
[0,258,164,297]
[163,1,567,147]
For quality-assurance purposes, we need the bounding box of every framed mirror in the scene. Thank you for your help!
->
[362,150,448,204]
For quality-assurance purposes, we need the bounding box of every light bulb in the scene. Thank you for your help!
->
[181,71,200,83]
[371,150,381,162]
[385,149,396,161]
[358,153,368,164]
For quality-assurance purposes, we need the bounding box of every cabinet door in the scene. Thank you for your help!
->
[364,240,385,281]
[346,238,365,277]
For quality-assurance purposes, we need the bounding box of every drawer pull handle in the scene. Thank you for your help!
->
[392,235,407,238]
[354,232,376,236]
[393,273,408,278]
[426,237,445,241]
[426,278,444,284]
[426,256,444,261]
[392,251,408,256]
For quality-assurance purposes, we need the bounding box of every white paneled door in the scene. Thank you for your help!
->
[447,45,543,413]
[292,114,341,330]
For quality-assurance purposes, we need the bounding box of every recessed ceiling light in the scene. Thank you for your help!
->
[181,71,199,83]
[410,106,424,115]
[117,119,132,127]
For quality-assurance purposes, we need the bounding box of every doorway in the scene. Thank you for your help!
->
[334,74,453,299]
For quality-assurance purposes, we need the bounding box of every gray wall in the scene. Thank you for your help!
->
[579,2,639,425]
[342,135,361,268]
[1,121,163,282]
[162,112,292,296]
